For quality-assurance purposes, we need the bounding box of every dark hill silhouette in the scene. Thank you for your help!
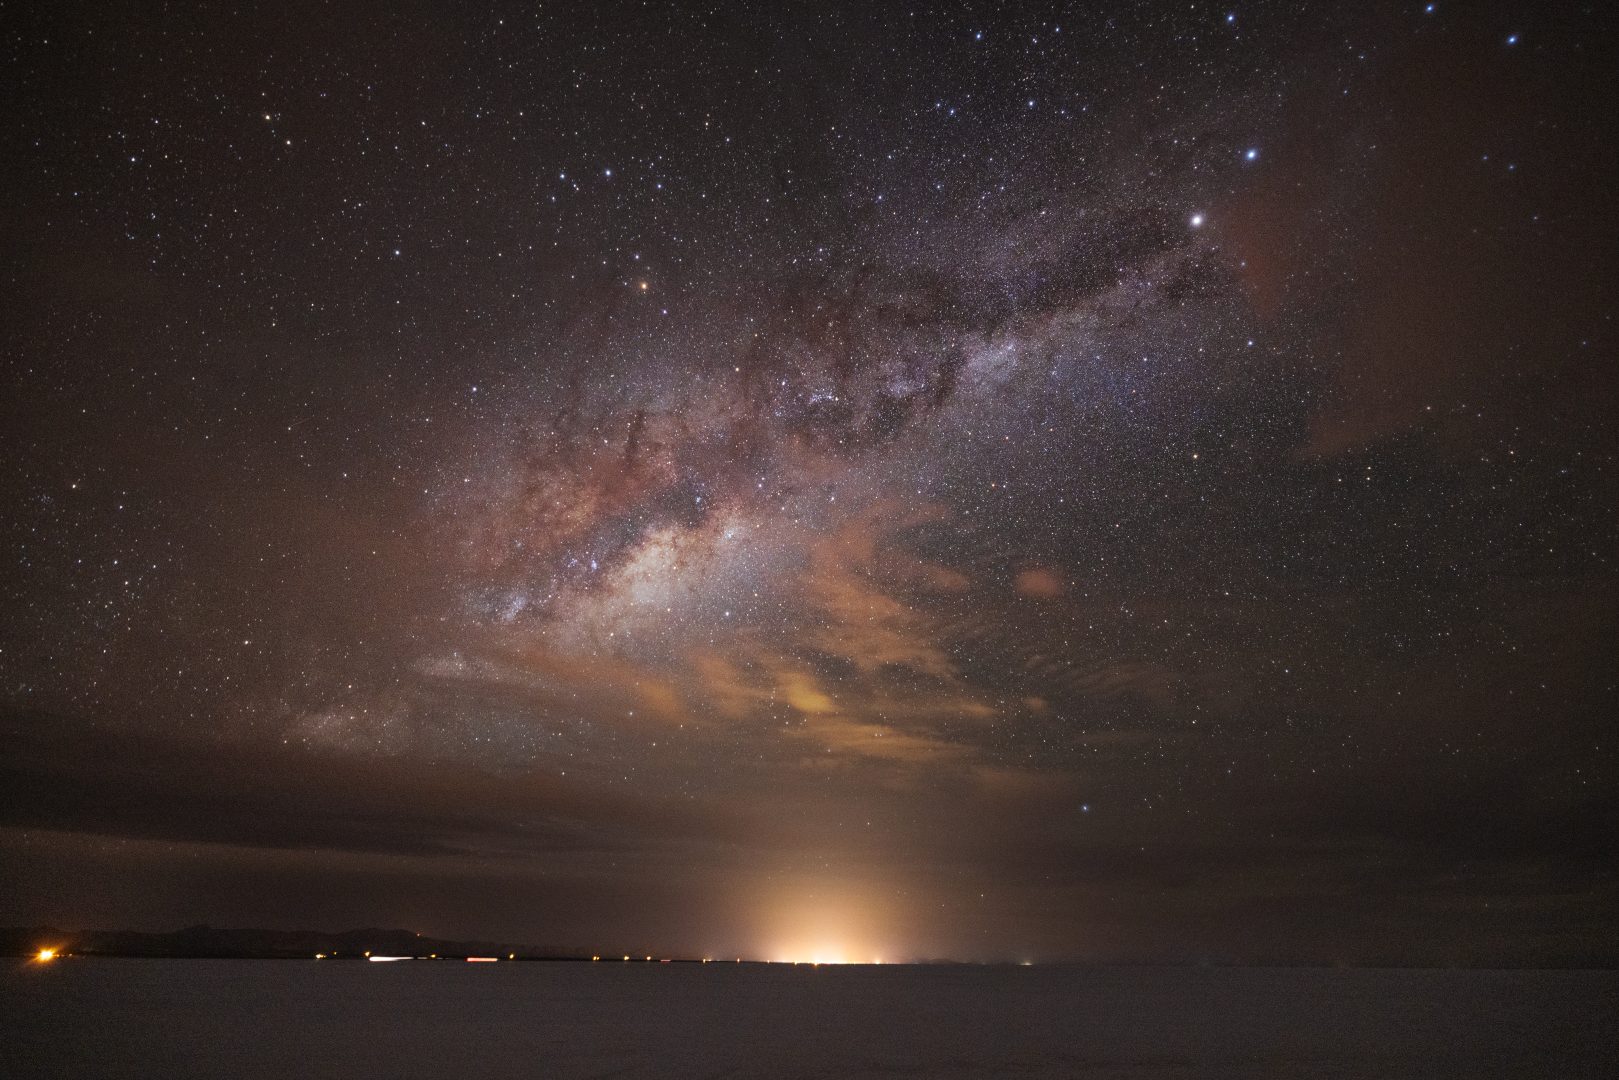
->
[1,924,590,960]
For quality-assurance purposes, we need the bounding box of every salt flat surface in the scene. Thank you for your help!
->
[3,960,1615,1078]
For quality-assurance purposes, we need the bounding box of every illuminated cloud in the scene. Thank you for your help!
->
[1014,567,1066,599]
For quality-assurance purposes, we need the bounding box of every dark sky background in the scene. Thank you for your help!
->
[3,1,1615,965]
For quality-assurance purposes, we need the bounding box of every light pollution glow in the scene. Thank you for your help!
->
[751,880,900,966]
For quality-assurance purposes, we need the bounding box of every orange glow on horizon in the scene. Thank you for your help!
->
[35,947,57,962]
[752,877,900,968]
[779,948,852,966]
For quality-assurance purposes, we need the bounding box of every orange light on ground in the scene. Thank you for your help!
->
[466,956,498,962]
[35,948,57,962]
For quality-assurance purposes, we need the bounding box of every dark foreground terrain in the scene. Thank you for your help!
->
[3,960,1615,1078]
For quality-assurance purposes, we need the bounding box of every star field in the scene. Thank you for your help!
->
[2,1,1616,964]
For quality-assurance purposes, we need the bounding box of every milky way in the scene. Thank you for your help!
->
[3,1,1615,964]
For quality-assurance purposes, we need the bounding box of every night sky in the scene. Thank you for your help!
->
[3,1,1616,966]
